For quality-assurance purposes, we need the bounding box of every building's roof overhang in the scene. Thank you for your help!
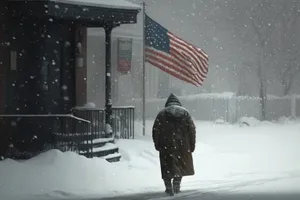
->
[51,0,141,10]
[8,0,141,26]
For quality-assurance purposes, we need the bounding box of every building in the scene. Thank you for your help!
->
[0,0,140,161]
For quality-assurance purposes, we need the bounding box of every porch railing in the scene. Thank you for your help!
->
[72,108,105,139]
[112,106,135,139]
[72,106,135,139]
[0,114,92,159]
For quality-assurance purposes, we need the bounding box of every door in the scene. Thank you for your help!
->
[60,26,76,113]
[0,26,9,157]
[0,40,8,114]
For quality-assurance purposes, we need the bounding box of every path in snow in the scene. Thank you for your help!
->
[94,121,300,200]
[88,190,300,200]
[94,193,300,200]
[93,176,300,199]
[92,175,300,199]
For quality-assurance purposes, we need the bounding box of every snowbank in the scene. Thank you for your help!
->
[0,150,117,199]
[237,116,300,127]
[0,130,216,200]
[1,120,300,199]
[276,116,300,124]
[214,118,228,124]
[238,116,261,126]
[0,139,165,199]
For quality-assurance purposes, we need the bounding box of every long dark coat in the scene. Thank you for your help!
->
[152,93,196,179]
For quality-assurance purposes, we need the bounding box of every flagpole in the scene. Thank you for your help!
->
[142,2,146,136]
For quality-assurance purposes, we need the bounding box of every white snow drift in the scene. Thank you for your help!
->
[1,120,300,200]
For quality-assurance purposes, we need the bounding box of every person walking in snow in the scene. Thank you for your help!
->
[152,93,196,196]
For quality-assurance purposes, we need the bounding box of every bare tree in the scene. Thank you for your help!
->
[224,0,277,119]
[271,1,300,95]
[210,0,300,119]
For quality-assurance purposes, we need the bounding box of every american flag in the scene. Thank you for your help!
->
[144,14,209,87]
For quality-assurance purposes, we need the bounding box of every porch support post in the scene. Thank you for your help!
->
[104,24,113,137]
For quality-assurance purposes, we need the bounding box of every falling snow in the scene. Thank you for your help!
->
[1,0,300,199]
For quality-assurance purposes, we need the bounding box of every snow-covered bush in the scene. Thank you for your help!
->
[238,117,261,127]
[276,116,294,124]
[214,118,227,124]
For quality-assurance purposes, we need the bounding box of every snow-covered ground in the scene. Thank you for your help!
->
[1,119,300,200]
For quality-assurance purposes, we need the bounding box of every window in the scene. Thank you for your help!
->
[10,51,17,71]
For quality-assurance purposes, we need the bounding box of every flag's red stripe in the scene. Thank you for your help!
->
[170,39,208,76]
[170,46,206,81]
[146,48,201,84]
[146,58,199,87]
[170,40,208,78]
[145,51,200,86]
[145,54,200,86]
[146,48,196,78]
[169,32,209,64]
[169,46,205,82]
[168,33,209,75]
[146,48,197,77]
[146,58,198,86]
[170,39,207,72]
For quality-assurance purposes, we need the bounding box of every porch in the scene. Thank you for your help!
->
[0,0,140,161]
[0,106,134,162]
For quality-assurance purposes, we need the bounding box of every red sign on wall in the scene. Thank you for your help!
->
[117,38,133,75]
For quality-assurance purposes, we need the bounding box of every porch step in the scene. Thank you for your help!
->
[77,137,114,150]
[91,137,115,148]
[55,133,121,162]
[103,153,122,162]
[84,137,121,162]
[79,142,120,161]
[54,133,93,144]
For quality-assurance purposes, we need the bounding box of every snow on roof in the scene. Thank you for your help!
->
[51,0,141,10]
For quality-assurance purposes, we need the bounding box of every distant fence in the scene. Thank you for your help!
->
[127,95,300,123]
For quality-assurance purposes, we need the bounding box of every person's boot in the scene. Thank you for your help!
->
[163,179,174,196]
[173,177,182,194]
